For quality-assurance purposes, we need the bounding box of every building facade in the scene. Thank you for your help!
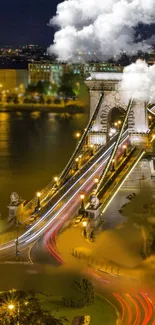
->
[0,69,28,91]
[28,61,123,85]
[28,62,67,85]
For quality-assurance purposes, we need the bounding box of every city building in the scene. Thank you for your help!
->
[28,61,123,86]
[28,62,67,85]
[0,69,28,91]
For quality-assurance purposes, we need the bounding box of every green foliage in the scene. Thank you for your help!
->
[26,81,56,95]
[0,290,68,325]
[58,72,81,99]
[62,279,94,308]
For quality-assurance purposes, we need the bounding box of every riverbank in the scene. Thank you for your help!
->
[0,102,85,114]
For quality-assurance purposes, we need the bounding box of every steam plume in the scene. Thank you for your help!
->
[120,59,155,102]
[48,0,155,62]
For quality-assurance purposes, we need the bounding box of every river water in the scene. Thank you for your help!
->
[0,111,88,220]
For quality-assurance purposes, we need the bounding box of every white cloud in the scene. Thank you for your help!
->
[48,0,155,62]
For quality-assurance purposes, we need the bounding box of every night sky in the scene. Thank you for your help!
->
[0,0,60,46]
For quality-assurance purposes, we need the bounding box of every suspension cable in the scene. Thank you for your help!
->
[95,98,133,195]
[58,92,105,182]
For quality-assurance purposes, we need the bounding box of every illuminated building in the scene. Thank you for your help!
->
[0,69,28,91]
[28,62,67,85]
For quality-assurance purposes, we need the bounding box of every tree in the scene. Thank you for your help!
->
[62,279,94,308]
[58,84,74,101]
[122,188,155,258]
[26,81,52,96]
[26,83,36,94]
[0,290,68,325]
[58,73,79,100]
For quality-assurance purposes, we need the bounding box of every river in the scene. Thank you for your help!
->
[0,110,88,220]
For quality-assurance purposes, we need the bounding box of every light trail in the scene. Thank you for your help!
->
[113,293,125,323]
[25,136,129,243]
[100,150,145,214]
[0,131,128,251]
[140,292,153,325]
[126,294,141,325]
[19,140,116,240]
[135,294,148,325]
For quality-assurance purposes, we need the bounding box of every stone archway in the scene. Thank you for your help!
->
[85,74,148,146]
[100,103,135,141]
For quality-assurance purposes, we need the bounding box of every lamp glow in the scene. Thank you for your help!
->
[8,304,15,310]
[83,221,87,227]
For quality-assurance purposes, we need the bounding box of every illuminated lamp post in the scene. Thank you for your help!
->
[80,194,85,217]
[94,178,99,187]
[118,120,122,128]
[122,144,127,157]
[54,176,59,187]
[8,303,15,311]
[111,159,115,172]
[8,302,20,325]
[148,115,152,124]
[90,144,94,156]
[83,220,87,237]
[75,157,79,171]
[75,132,81,146]
[114,122,118,130]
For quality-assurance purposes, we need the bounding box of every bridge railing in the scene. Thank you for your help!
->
[23,180,55,212]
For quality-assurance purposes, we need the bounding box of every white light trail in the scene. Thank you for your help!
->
[25,135,129,243]
[101,150,145,214]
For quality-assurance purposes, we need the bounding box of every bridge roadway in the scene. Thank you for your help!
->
[0,130,129,258]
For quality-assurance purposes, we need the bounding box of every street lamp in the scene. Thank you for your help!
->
[122,144,127,157]
[90,144,94,156]
[8,304,15,311]
[111,159,115,172]
[83,220,87,237]
[75,132,81,146]
[54,176,59,186]
[80,194,85,217]
[75,157,79,170]
[94,178,99,184]
[75,132,81,142]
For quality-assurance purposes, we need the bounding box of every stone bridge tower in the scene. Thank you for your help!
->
[85,72,149,146]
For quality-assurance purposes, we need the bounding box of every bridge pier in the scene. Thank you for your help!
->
[85,73,149,146]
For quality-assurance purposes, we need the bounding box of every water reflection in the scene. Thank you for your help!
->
[0,111,88,218]
[0,112,10,152]
[30,111,41,119]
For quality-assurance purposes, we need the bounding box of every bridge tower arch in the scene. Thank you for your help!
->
[85,73,149,146]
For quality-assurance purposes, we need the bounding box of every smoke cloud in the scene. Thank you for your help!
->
[120,59,155,101]
[48,0,155,62]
